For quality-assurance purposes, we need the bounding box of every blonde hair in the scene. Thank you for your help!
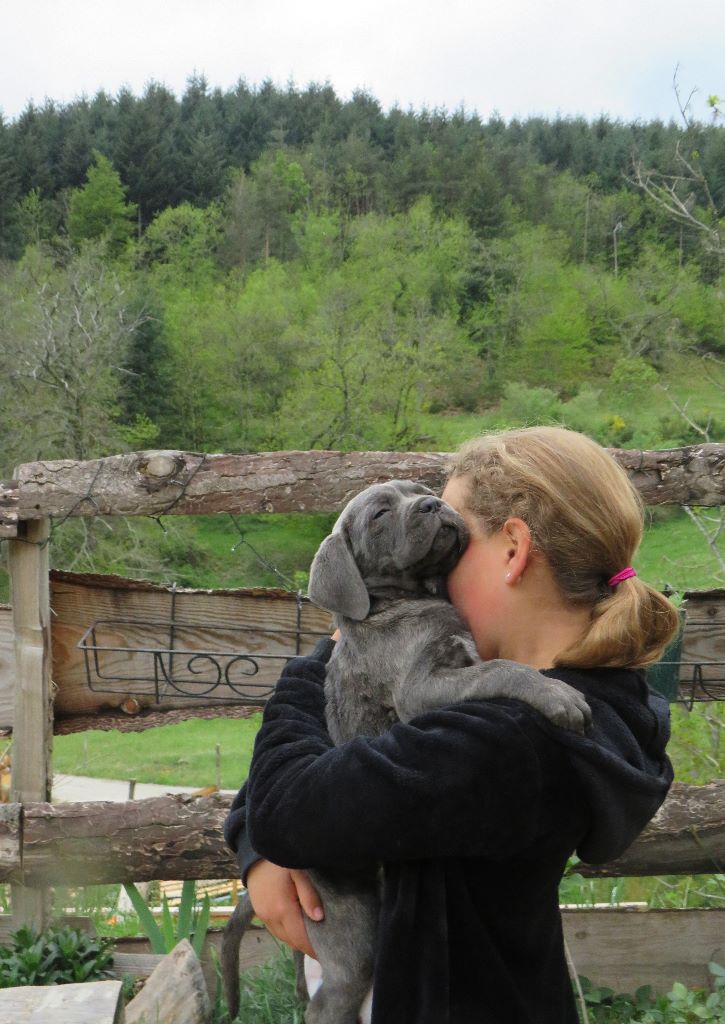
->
[448,426,679,669]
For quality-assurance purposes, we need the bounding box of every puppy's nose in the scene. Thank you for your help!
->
[418,496,442,513]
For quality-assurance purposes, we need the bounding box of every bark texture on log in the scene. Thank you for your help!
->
[10,450,448,521]
[0,479,18,538]
[13,793,237,886]
[4,443,724,527]
[0,781,722,886]
[612,443,725,507]
[579,780,725,877]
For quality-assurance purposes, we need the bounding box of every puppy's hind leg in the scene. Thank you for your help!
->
[305,966,372,1024]
[304,898,376,1024]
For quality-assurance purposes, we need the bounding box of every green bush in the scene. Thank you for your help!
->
[0,924,114,987]
[579,962,725,1022]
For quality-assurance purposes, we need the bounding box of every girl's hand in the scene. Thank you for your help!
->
[246,860,324,959]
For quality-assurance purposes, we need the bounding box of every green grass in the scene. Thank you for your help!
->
[150,511,337,590]
[636,506,724,593]
[52,716,261,788]
[224,946,305,1024]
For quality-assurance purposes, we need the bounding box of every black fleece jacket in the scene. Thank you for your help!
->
[224,639,673,1024]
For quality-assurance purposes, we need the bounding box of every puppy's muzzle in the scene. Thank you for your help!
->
[416,496,443,514]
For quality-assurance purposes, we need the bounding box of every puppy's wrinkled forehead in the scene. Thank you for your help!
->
[339,480,434,528]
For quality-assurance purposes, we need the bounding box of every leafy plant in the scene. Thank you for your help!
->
[580,961,725,1022]
[0,924,114,988]
[122,880,210,956]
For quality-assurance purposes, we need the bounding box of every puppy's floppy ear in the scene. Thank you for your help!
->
[308,531,370,620]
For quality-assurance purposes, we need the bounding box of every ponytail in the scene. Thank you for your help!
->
[555,577,679,670]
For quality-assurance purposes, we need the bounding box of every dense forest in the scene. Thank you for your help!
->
[0,75,723,484]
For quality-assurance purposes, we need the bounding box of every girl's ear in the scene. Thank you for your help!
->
[502,517,532,584]
[308,531,370,620]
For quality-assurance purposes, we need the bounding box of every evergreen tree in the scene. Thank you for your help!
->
[112,83,181,228]
[178,75,228,204]
[66,151,137,252]
[0,115,21,257]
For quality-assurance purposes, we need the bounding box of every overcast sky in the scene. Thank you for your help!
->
[2,0,724,125]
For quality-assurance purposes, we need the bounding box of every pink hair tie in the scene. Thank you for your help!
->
[607,567,637,587]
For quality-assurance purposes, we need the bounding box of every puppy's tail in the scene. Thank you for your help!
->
[221,891,255,1020]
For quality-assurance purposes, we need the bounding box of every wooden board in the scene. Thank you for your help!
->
[0,606,14,729]
[681,589,725,700]
[0,979,124,1023]
[562,907,725,994]
[49,571,332,717]
[111,925,278,997]
[113,912,725,997]
[9,519,52,930]
[0,914,95,944]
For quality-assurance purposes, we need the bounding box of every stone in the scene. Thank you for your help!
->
[124,939,210,1024]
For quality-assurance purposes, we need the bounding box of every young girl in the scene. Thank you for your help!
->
[225,426,678,1024]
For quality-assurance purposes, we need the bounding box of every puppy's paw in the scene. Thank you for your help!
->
[534,681,592,734]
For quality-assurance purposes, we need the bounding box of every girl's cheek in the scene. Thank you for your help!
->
[447,558,474,618]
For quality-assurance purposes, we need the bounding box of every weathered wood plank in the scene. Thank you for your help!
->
[9,518,52,930]
[49,571,332,717]
[0,979,124,1023]
[562,907,725,994]
[115,913,725,997]
[4,443,724,527]
[0,781,720,886]
[680,589,725,699]
[0,605,15,728]
[0,914,95,944]
[9,521,53,802]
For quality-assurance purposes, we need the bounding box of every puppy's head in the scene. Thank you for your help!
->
[308,480,469,620]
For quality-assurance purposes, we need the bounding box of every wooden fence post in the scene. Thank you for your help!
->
[8,518,52,929]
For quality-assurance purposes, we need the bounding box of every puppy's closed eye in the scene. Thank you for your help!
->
[372,508,389,520]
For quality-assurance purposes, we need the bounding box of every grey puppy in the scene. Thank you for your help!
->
[223,480,591,1022]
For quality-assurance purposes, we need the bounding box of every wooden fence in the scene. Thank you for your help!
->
[0,576,723,731]
[1,444,725,992]
[0,572,332,729]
